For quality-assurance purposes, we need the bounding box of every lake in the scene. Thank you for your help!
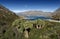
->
[24,16,51,20]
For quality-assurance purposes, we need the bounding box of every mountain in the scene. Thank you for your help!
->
[51,8,60,20]
[0,4,19,21]
[16,11,51,20]
[55,8,60,12]
[0,4,19,39]
[17,11,51,17]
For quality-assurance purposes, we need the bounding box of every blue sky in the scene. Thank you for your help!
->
[0,0,60,13]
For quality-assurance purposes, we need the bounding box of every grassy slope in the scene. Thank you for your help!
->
[29,21,60,39]
[10,19,60,39]
[0,5,19,39]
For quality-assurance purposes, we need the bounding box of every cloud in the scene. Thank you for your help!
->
[10,9,55,13]
[11,10,29,13]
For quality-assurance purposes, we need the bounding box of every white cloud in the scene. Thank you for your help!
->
[11,10,28,13]
[11,9,34,13]
[11,9,54,13]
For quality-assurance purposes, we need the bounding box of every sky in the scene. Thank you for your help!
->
[0,0,60,13]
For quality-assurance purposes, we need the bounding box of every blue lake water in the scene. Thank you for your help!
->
[25,16,51,20]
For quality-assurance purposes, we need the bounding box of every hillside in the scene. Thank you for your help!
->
[0,4,19,21]
[55,8,60,12]
[11,19,60,39]
[0,4,19,39]
[51,8,60,20]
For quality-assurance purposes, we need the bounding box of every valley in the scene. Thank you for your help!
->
[0,3,60,39]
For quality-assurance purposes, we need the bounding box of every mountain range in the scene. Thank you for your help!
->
[17,11,51,17]
[16,8,60,20]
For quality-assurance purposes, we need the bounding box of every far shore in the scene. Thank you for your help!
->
[47,19,60,23]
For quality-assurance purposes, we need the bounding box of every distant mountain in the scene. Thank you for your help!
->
[16,11,52,20]
[17,11,51,17]
[0,4,19,38]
